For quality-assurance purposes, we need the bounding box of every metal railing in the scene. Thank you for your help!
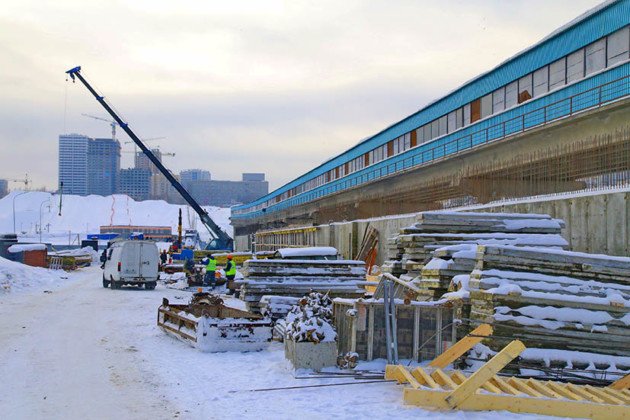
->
[234,71,630,218]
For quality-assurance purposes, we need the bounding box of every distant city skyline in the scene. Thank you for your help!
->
[0,0,603,191]
[55,133,268,204]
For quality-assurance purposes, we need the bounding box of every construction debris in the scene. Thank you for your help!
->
[157,293,272,352]
[285,292,336,344]
[386,324,630,419]
[355,225,379,274]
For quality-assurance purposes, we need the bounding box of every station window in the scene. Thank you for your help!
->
[470,99,481,123]
[416,127,425,144]
[447,110,457,133]
[438,115,447,137]
[533,66,549,97]
[480,93,493,119]
[492,87,505,113]
[607,26,629,66]
[455,108,464,129]
[549,57,566,90]
[585,38,606,75]
[423,124,432,143]
[403,133,411,150]
[431,120,439,140]
[463,103,471,126]
[505,81,518,109]
[517,74,532,103]
[567,49,584,82]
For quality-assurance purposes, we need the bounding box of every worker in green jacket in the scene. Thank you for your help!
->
[203,255,217,289]
[225,254,238,296]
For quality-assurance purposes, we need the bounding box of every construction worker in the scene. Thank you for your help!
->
[204,255,217,288]
[159,250,168,270]
[225,254,237,295]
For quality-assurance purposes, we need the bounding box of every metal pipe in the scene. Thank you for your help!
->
[383,278,392,364]
[39,199,50,243]
[12,191,28,234]
[389,281,398,364]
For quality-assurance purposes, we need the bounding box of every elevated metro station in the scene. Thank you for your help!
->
[232,0,630,251]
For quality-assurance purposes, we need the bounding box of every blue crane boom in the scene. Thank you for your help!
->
[65,66,233,251]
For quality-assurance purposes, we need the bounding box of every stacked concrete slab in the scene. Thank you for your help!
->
[457,245,630,357]
[240,259,366,314]
[381,211,568,299]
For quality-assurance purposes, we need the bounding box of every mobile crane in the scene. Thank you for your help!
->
[66,66,233,251]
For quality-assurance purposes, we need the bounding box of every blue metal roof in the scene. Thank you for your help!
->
[235,0,629,212]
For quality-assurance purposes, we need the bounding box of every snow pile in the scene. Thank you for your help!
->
[0,256,68,294]
[0,191,232,244]
[286,292,336,343]
[442,274,471,300]
[8,244,47,253]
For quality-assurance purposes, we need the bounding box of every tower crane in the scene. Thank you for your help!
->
[124,136,166,145]
[8,173,30,190]
[66,66,233,251]
[81,113,118,140]
[125,137,167,157]
[121,150,176,157]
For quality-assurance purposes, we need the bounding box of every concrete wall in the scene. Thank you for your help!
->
[480,191,630,256]
[235,189,630,261]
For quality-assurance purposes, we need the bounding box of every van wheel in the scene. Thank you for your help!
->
[145,282,156,290]
[103,279,109,288]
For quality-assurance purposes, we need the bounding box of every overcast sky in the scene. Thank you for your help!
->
[0,0,602,192]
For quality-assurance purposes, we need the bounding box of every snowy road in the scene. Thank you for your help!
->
[0,266,175,419]
[0,266,537,419]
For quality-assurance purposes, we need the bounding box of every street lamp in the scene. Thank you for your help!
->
[39,198,51,243]
[12,191,29,234]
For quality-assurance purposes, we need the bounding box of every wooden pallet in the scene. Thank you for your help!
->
[385,324,630,418]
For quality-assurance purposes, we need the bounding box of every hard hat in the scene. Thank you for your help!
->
[227,254,233,260]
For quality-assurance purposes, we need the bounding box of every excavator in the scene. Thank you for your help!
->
[65,66,233,251]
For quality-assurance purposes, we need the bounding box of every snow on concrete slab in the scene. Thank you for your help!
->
[488,244,630,264]
[256,258,365,265]
[424,258,452,270]
[275,247,339,258]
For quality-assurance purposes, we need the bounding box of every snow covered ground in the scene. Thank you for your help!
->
[0,191,232,245]
[0,264,546,420]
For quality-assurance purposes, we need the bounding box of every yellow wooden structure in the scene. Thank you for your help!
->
[385,324,630,419]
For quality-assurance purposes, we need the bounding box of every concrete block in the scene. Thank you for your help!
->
[607,193,626,256]
[589,194,607,254]
[285,339,338,370]
[570,198,589,253]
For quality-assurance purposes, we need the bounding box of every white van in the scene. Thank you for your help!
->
[102,240,159,290]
